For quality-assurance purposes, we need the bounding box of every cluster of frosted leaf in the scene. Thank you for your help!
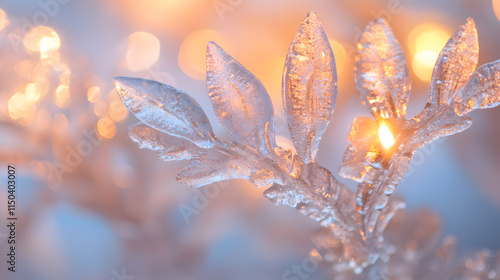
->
[115,12,371,270]
[338,17,500,244]
[312,209,500,280]
[114,11,500,277]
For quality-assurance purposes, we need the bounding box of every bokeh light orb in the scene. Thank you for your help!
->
[23,26,60,56]
[126,32,160,71]
[0,8,8,31]
[408,24,450,81]
[179,29,226,80]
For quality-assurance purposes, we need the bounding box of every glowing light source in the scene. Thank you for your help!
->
[494,0,500,22]
[8,93,29,120]
[25,83,41,103]
[412,50,439,82]
[97,117,116,139]
[379,124,395,148]
[0,9,9,31]
[87,86,101,103]
[408,24,450,81]
[126,32,160,71]
[23,26,60,57]
[54,85,71,108]
[109,100,128,122]
[179,29,226,80]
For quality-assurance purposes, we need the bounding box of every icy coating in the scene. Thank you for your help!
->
[115,12,500,279]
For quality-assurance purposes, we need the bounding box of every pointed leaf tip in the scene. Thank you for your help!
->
[429,17,479,106]
[355,17,411,120]
[114,76,215,148]
[282,12,337,163]
[207,41,275,155]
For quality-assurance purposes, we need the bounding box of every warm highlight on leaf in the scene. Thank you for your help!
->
[114,77,215,148]
[207,42,275,156]
[452,59,500,115]
[355,18,411,120]
[282,11,337,164]
[128,123,200,161]
[429,18,478,106]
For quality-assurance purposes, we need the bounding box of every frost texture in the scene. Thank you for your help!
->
[115,12,500,278]
[282,12,337,163]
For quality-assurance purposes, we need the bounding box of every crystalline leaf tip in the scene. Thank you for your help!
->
[114,76,215,148]
[207,42,275,156]
[354,18,411,120]
[452,59,500,115]
[282,11,337,164]
[429,18,478,106]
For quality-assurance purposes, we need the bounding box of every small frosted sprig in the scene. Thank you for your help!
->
[339,17,500,241]
[114,12,500,277]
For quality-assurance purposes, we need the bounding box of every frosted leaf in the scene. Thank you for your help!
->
[405,105,472,152]
[207,42,275,156]
[114,77,215,148]
[429,18,478,106]
[177,149,252,188]
[128,123,200,161]
[355,18,411,120]
[452,59,500,115]
[282,11,337,164]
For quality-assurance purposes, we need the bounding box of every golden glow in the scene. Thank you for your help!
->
[0,9,9,31]
[97,117,116,139]
[93,100,108,117]
[379,124,395,148]
[179,29,226,80]
[40,36,60,59]
[109,100,128,122]
[8,93,29,120]
[25,83,41,103]
[54,85,70,108]
[87,86,101,103]
[329,40,346,76]
[494,0,500,22]
[127,32,160,71]
[408,24,450,81]
[412,50,439,82]
[23,26,60,56]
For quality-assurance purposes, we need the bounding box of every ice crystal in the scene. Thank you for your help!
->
[114,12,500,278]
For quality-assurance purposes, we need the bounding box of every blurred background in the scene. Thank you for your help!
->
[0,0,499,279]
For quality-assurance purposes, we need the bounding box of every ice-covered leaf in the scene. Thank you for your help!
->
[114,77,215,148]
[128,123,201,161]
[405,105,472,152]
[207,42,275,155]
[282,11,337,164]
[355,18,411,120]
[177,149,252,188]
[429,18,478,106]
[452,59,500,115]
